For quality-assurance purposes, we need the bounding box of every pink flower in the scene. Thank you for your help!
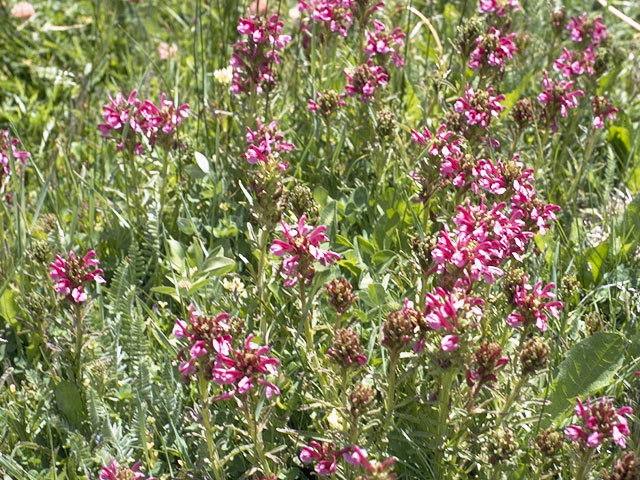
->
[469,27,518,71]
[49,250,105,303]
[243,119,295,171]
[592,95,618,129]
[173,305,233,382]
[10,2,35,19]
[99,457,155,480]
[454,86,505,129]
[98,90,189,153]
[271,215,340,287]
[0,130,30,189]
[466,341,509,388]
[157,42,178,60]
[344,60,389,103]
[298,0,354,38]
[553,46,595,78]
[411,124,462,158]
[567,14,607,45]
[537,71,584,131]
[364,19,406,67]
[565,397,633,449]
[212,334,280,401]
[441,334,459,352]
[478,0,520,16]
[506,276,563,332]
[231,13,291,94]
[299,441,340,476]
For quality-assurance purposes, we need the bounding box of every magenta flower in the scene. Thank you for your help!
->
[244,119,295,171]
[343,445,397,478]
[230,13,291,94]
[537,71,584,130]
[469,27,518,71]
[567,14,607,45]
[173,305,233,381]
[411,124,462,158]
[212,334,280,401]
[99,458,155,480]
[364,19,406,67]
[565,397,633,449]
[49,250,105,303]
[298,0,354,38]
[271,215,340,287]
[478,0,520,16]
[0,130,30,189]
[299,441,340,476]
[344,60,389,103]
[441,334,460,352]
[592,95,618,129]
[98,90,189,153]
[454,86,505,129]
[506,276,563,332]
[553,46,595,78]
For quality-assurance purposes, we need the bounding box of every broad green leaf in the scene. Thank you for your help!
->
[545,332,625,425]
[167,239,187,274]
[368,283,386,307]
[0,289,17,325]
[55,381,84,425]
[201,256,236,275]
[585,242,609,282]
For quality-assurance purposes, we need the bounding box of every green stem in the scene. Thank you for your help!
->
[384,352,398,430]
[496,376,526,428]
[73,303,84,385]
[567,129,597,205]
[574,448,593,480]
[257,227,269,341]
[197,373,225,480]
[243,400,273,478]
[434,368,455,476]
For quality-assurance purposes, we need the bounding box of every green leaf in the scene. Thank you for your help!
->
[545,332,626,425]
[585,242,609,282]
[194,151,210,174]
[201,255,236,275]
[55,381,84,425]
[368,283,386,307]
[167,239,187,274]
[0,289,17,325]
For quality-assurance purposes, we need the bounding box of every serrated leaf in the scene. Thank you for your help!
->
[545,332,626,425]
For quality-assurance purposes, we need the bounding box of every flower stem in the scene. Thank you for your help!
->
[243,400,273,478]
[567,128,597,206]
[384,352,398,430]
[496,376,525,428]
[197,373,225,480]
[257,227,269,341]
[72,303,84,385]
[574,448,593,480]
[434,368,455,476]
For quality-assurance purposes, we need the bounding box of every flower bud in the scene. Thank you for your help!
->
[534,429,563,458]
[349,382,376,419]
[327,328,367,368]
[520,337,550,375]
[325,278,357,315]
[604,452,640,480]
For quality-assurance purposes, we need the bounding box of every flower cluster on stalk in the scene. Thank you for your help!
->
[49,250,105,303]
[230,13,291,94]
[565,397,633,449]
[364,19,405,67]
[271,215,340,287]
[244,119,296,172]
[98,90,189,154]
[0,130,30,192]
[173,309,280,402]
[469,27,517,71]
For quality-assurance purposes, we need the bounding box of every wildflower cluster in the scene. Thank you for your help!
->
[230,13,291,94]
[49,250,105,303]
[0,129,30,191]
[270,215,340,287]
[565,397,633,449]
[98,90,189,154]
